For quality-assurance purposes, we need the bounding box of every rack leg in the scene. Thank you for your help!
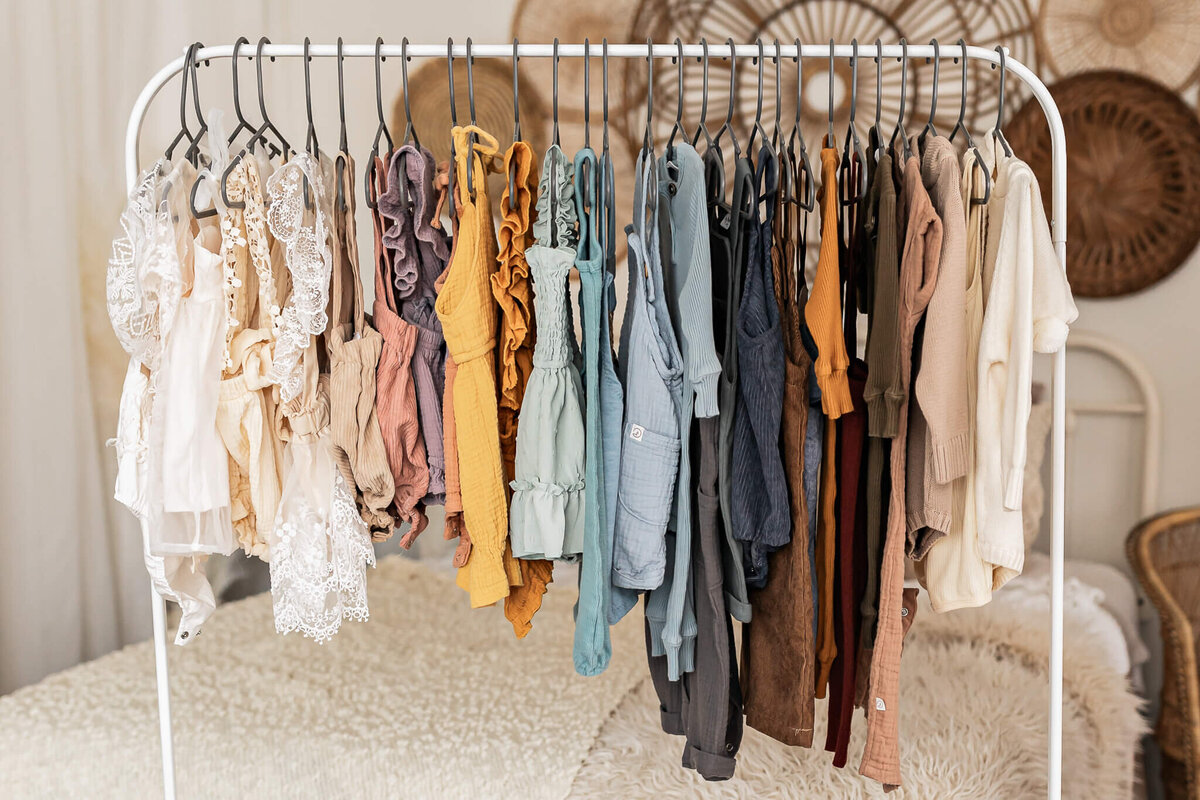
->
[1048,347,1066,799]
[150,585,177,799]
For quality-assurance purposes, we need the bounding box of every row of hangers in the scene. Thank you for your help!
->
[165,37,1018,226]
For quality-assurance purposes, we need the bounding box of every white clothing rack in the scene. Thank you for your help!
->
[124,41,1069,800]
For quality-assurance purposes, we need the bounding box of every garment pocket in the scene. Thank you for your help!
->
[616,421,681,529]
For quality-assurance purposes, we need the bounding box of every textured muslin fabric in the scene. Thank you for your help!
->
[859,151,943,789]
[437,126,521,609]
[494,139,554,640]
[378,144,451,507]
[707,148,753,624]
[743,145,816,749]
[327,152,395,539]
[730,148,789,588]
[573,146,614,675]
[510,144,586,563]
[805,142,853,418]
[369,153,429,541]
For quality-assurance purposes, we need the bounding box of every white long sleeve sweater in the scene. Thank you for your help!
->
[975,133,1078,588]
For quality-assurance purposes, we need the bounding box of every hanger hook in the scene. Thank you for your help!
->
[667,38,686,150]
[993,45,1014,156]
[874,38,883,130]
[694,37,710,145]
[848,38,859,124]
[602,38,611,155]
[446,38,457,127]
[584,38,591,149]
[465,38,477,126]
[166,42,196,160]
[642,38,654,154]
[794,37,803,130]
[337,38,348,152]
[925,38,940,136]
[372,37,392,154]
[551,38,560,146]
[512,38,521,144]
[773,39,783,145]
[400,38,419,148]
[827,39,835,144]
[751,39,765,146]
[255,36,289,155]
[951,38,968,143]
[717,37,740,156]
[303,37,319,158]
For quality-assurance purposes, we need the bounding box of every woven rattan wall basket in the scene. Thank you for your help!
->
[1007,70,1200,298]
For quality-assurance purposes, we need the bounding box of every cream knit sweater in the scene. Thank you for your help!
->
[975,132,1077,588]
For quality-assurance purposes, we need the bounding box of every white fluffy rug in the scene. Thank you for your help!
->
[0,555,647,799]
[571,594,1146,799]
[0,555,1144,799]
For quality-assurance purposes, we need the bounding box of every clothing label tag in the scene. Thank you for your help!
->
[875,697,886,712]
[630,424,645,442]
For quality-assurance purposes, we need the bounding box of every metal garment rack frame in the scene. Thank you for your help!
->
[124,41,1069,800]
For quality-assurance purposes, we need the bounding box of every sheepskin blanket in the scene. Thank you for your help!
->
[0,556,1144,799]
[572,592,1146,800]
[0,555,648,799]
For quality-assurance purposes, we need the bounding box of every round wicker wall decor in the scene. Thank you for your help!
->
[1006,70,1200,297]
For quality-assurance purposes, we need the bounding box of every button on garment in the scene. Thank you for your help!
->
[378,144,451,508]
[494,138,553,639]
[510,144,586,562]
[327,152,395,539]
[370,152,430,541]
[437,126,522,609]
[731,146,789,588]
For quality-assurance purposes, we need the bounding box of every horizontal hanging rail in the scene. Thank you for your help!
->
[124,40,1068,800]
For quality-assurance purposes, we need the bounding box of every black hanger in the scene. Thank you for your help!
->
[254,37,290,157]
[508,38,521,210]
[302,37,319,210]
[603,38,612,158]
[992,45,1014,157]
[693,38,714,151]
[220,38,290,208]
[180,42,211,168]
[746,39,772,155]
[666,38,688,153]
[399,38,420,150]
[446,38,458,219]
[788,38,815,212]
[335,37,349,212]
[917,38,940,152]
[948,39,991,205]
[583,38,592,150]
[869,37,884,161]
[714,38,741,158]
[839,38,867,204]
[465,38,478,200]
[641,38,654,156]
[890,38,913,161]
[771,39,786,152]
[183,42,224,219]
[826,39,836,146]
[363,37,393,211]
[164,42,198,161]
[551,38,561,147]
[225,37,264,152]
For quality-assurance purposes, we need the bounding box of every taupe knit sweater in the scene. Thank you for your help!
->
[905,136,969,558]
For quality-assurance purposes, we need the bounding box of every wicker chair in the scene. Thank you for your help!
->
[1128,507,1200,799]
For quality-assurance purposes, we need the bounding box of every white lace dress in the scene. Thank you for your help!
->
[108,158,219,643]
[265,153,375,642]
